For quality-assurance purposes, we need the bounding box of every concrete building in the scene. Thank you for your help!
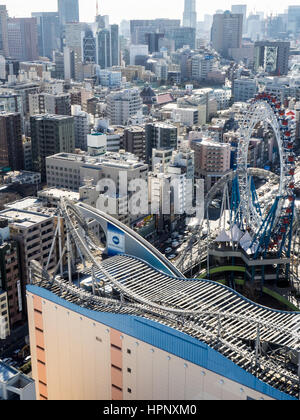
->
[254,41,290,76]
[106,89,143,126]
[7,18,38,62]
[0,112,24,171]
[46,151,148,196]
[145,122,178,163]
[71,105,90,151]
[0,290,9,339]
[0,219,23,328]
[98,70,122,88]
[211,12,243,59]
[29,93,71,116]
[123,126,147,162]
[130,45,149,66]
[172,107,198,126]
[152,148,173,172]
[0,206,57,311]
[0,92,23,115]
[0,360,35,400]
[233,78,258,103]
[191,137,231,191]
[191,55,217,82]
[30,114,75,181]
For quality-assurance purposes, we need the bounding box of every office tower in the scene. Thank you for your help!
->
[0,5,8,57]
[231,5,247,33]
[30,114,75,180]
[183,0,197,29]
[129,44,149,65]
[0,219,23,328]
[65,22,86,80]
[211,11,243,59]
[106,89,143,125]
[7,18,39,61]
[58,0,79,26]
[31,12,60,59]
[110,24,120,67]
[145,33,164,54]
[97,29,111,69]
[0,112,24,171]
[165,27,196,50]
[254,41,290,76]
[145,123,178,163]
[246,14,263,41]
[52,51,65,79]
[82,29,97,64]
[287,6,300,33]
[130,19,181,45]
[96,15,109,30]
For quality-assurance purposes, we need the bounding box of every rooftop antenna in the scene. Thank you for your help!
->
[96,0,99,17]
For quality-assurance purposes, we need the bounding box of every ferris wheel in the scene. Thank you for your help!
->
[231,92,296,258]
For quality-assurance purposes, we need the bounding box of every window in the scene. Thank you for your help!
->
[127,368,132,373]
[111,344,122,351]
[127,388,132,394]
[127,349,131,354]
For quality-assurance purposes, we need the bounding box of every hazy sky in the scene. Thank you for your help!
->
[3,0,295,24]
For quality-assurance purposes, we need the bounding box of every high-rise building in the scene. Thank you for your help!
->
[231,5,247,33]
[110,24,120,67]
[183,0,197,29]
[130,19,181,45]
[287,5,300,34]
[211,11,243,58]
[7,18,39,61]
[96,25,120,69]
[0,5,9,57]
[58,0,79,26]
[96,29,111,69]
[82,29,97,64]
[0,112,24,171]
[165,27,196,50]
[30,114,75,180]
[31,12,60,59]
[254,41,290,76]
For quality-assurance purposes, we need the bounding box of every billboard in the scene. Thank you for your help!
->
[107,223,125,256]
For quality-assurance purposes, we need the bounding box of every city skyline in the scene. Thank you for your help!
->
[2,0,297,24]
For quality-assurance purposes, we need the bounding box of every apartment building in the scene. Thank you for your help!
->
[0,207,57,313]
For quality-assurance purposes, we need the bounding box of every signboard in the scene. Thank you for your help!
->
[107,223,125,256]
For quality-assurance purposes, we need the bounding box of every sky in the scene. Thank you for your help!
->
[3,0,296,24]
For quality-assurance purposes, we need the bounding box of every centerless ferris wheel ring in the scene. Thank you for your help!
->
[235,93,296,257]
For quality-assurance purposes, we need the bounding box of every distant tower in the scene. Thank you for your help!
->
[183,0,197,29]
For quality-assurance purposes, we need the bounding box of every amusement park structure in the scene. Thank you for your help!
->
[177,93,299,304]
[26,93,300,400]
